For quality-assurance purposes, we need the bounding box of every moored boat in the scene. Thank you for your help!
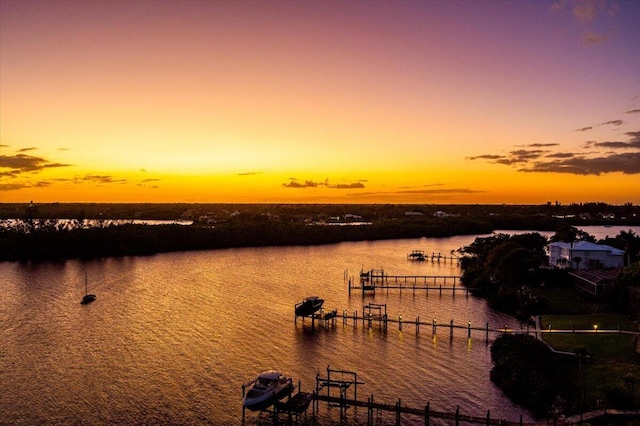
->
[242,370,293,411]
[294,296,324,317]
[407,250,426,261]
[80,273,96,305]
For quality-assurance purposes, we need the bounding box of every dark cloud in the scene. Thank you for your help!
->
[593,141,638,149]
[466,154,503,161]
[0,183,30,191]
[0,154,71,174]
[574,126,593,132]
[546,152,574,158]
[141,178,161,183]
[79,175,128,184]
[626,109,640,114]
[509,149,547,161]
[527,143,560,148]
[601,120,623,127]
[0,180,52,191]
[328,182,365,189]
[468,150,550,166]
[467,130,640,175]
[627,131,640,142]
[283,179,319,188]
[282,178,366,189]
[17,147,37,152]
[521,152,640,175]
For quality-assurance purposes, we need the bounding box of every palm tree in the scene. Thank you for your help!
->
[573,256,582,270]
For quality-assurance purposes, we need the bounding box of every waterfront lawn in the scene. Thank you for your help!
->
[541,313,637,332]
[540,314,640,412]
[535,287,616,315]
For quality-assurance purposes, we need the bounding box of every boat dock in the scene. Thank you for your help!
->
[299,303,534,343]
[407,250,460,263]
[349,268,465,295]
[243,366,639,425]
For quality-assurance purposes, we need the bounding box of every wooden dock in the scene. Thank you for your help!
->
[313,394,639,426]
[349,268,466,295]
[244,366,640,425]
[310,304,534,343]
[407,250,460,263]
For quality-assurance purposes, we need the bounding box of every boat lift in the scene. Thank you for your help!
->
[315,366,365,418]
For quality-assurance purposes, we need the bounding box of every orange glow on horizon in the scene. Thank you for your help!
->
[1,1,639,205]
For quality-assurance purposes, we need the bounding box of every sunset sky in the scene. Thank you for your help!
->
[1,0,639,205]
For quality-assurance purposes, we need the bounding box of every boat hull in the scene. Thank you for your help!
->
[243,371,293,411]
[295,297,324,317]
[81,294,96,304]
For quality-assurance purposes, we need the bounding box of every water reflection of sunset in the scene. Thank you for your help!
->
[1,1,639,204]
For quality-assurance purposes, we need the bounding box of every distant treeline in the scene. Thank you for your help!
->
[0,217,494,261]
[0,202,638,224]
[1,202,638,261]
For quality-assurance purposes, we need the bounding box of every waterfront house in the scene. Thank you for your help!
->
[548,241,625,270]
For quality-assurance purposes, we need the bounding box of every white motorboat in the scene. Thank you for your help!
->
[242,370,293,411]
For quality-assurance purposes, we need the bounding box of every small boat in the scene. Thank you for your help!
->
[295,296,324,317]
[407,250,426,261]
[80,273,96,305]
[242,370,293,411]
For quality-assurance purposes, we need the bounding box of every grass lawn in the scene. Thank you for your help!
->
[540,313,640,412]
[535,287,617,314]
[541,313,637,332]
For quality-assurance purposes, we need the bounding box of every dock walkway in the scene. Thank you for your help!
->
[349,268,465,295]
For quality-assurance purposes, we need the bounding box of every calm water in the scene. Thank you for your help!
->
[1,227,636,425]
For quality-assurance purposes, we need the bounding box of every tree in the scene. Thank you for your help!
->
[616,230,640,266]
[573,256,582,270]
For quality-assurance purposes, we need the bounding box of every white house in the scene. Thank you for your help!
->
[548,241,625,269]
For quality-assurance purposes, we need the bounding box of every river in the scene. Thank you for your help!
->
[1,226,637,425]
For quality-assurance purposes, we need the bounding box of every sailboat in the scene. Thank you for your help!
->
[80,273,96,305]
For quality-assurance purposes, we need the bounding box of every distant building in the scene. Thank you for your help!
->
[548,241,625,270]
[405,211,424,217]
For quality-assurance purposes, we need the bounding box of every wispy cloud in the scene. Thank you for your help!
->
[349,187,484,201]
[551,0,619,46]
[527,143,560,148]
[601,119,623,127]
[574,126,593,132]
[625,109,640,114]
[238,171,264,176]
